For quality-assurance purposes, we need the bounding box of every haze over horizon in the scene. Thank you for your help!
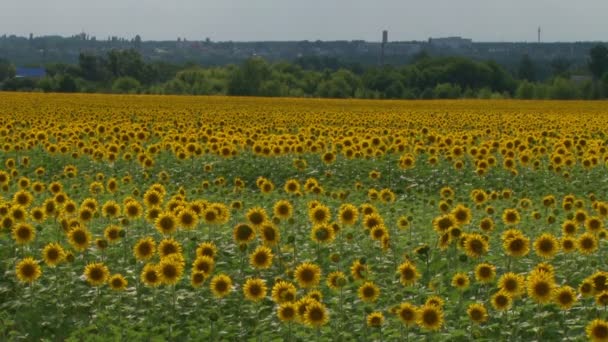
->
[2,0,607,43]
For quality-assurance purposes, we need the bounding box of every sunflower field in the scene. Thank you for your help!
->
[3,93,608,341]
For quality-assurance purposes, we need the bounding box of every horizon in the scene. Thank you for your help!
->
[2,32,607,44]
[2,0,608,43]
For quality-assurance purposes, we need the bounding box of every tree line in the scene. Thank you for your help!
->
[1,45,608,99]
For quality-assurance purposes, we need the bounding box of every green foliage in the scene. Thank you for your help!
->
[1,48,606,99]
[0,58,15,82]
[516,81,535,99]
[518,54,537,82]
[112,76,141,94]
[588,45,608,79]
[547,78,580,99]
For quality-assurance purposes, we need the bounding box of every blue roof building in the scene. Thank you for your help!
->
[15,67,46,78]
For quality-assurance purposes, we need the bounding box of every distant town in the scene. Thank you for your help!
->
[0,32,603,79]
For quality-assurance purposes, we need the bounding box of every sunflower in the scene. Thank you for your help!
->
[108,274,128,291]
[196,241,217,259]
[42,242,65,267]
[498,272,525,298]
[100,201,120,219]
[177,208,198,230]
[12,223,35,245]
[311,224,335,244]
[68,226,91,252]
[397,216,410,230]
[125,201,143,219]
[141,263,161,287]
[13,190,33,207]
[155,211,177,235]
[527,271,555,304]
[502,208,521,225]
[246,207,268,228]
[143,190,163,208]
[417,304,444,331]
[271,280,297,303]
[533,233,560,259]
[586,216,604,233]
[463,233,488,259]
[479,217,495,233]
[451,272,470,291]
[432,214,455,233]
[451,204,471,226]
[467,303,488,324]
[192,256,215,277]
[491,291,512,311]
[326,271,347,290]
[358,281,380,303]
[586,319,608,342]
[191,272,206,288]
[29,207,46,223]
[15,257,41,283]
[503,235,530,258]
[232,223,255,244]
[158,258,184,285]
[250,245,274,270]
[10,206,27,222]
[338,204,359,225]
[84,262,110,286]
[303,301,329,327]
[277,302,297,322]
[553,286,577,310]
[309,204,331,225]
[273,200,293,220]
[474,263,496,283]
[578,232,599,255]
[294,262,321,289]
[152,239,181,261]
[260,223,280,246]
[398,261,420,287]
[103,225,123,243]
[283,179,301,194]
[350,259,368,280]
[590,271,608,293]
[133,237,156,260]
[561,236,577,253]
[210,274,233,298]
[363,213,384,230]
[367,312,384,328]
[78,201,98,219]
[243,278,267,302]
[396,302,418,326]
[596,291,608,307]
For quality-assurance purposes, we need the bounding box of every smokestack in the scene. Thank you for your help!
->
[381,30,388,66]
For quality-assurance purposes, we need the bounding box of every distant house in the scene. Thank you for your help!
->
[15,67,46,79]
[428,37,473,49]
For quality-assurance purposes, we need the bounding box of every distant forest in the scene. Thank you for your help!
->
[1,34,608,99]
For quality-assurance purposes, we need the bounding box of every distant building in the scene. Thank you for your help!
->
[15,67,46,79]
[428,37,473,49]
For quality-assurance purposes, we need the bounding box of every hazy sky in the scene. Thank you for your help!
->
[2,0,607,42]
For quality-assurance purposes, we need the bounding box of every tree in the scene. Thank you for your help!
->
[550,58,572,78]
[227,57,271,96]
[112,76,140,93]
[79,53,105,82]
[515,81,535,99]
[57,75,78,92]
[0,58,16,82]
[518,54,537,81]
[589,45,608,80]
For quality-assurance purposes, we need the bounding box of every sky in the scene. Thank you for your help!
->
[1,0,607,42]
